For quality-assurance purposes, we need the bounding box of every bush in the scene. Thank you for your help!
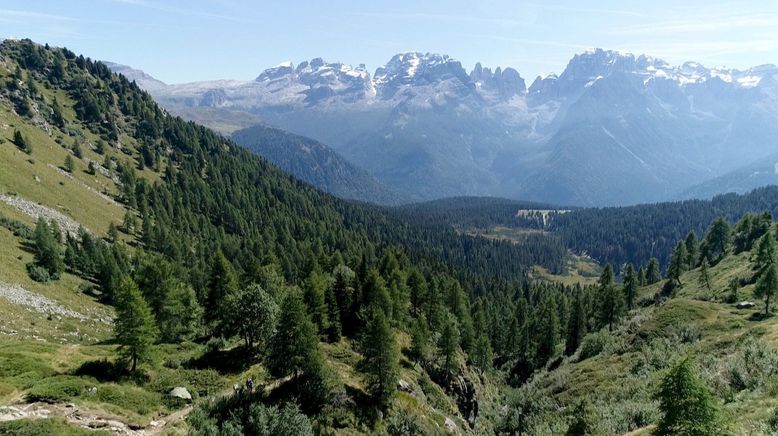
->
[26,375,91,403]
[187,392,313,436]
[26,263,51,283]
[725,337,778,392]
[578,331,615,361]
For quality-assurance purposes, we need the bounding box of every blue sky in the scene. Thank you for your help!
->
[2,0,777,84]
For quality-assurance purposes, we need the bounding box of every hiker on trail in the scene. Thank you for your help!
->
[246,378,254,392]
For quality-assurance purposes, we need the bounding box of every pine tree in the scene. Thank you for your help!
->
[205,251,238,334]
[755,264,778,316]
[655,357,724,435]
[703,217,731,263]
[410,315,432,366]
[753,233,776,276]
[266,291,322,382]
[439,312,460,382]
[638,266,647,286]
[51,97,65,128]
[324,284,341,342]
[472,333,493,371]
[304,268,329,334]
[63,154,74,173]
[13,129,31,154]
[32,217,64,279]
[684,231,699,269]
[646,258,662,284]
[623,263,637,311]
[598,264,624,331]
[668,241,688,286]
[535,294,560,365]
[360,307,400,409]
[114,276,158,372]
[87,160,97,175]
[698,257,712,296]
[565,287,587,356]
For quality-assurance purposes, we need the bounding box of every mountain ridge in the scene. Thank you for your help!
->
[109,49,778,206]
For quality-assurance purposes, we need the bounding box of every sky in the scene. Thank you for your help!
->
[2,0,777,84]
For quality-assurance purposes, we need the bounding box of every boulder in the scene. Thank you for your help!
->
[735,301,755,309]
[169,387,192,401]
[398,379,413,394]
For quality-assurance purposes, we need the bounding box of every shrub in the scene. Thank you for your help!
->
[26,375,91,403]
[26,263,51,283]
[578,331,615,361]
[725,337,778,392]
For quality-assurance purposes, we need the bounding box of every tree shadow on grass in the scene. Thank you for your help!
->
[185,346,254,375]
[748,311,774,321]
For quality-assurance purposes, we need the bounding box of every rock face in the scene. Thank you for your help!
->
[169,387,192,401]
[113,49,778,206]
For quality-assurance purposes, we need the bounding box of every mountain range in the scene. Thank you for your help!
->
[110,49,778,206]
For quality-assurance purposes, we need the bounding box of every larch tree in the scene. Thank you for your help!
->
[623,263,638,311]
[668,241,689,286]
[114,276,158,372]
[360,307,400,410]
[654,357,724,435]
[755,264,778,316]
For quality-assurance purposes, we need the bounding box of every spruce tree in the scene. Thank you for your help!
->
[565,287,587,356]
[32,217,64,279]
[638,266,647,286]
[439,312,460,382]
[267,291,322,383]
[655,357,724,435]
[753,233,776,276]
[646,258,662,284]
[755,264,778,316]
[472,333,493,371]
[13,129,31,154]
[684,231,699,269]
[205,251,238,334]
[703,217,731,263]
[360,307,400,409]
[598,264,624,331]
[698,257,712,296]
[114,276,158,372]
[623,263,637,311]
[410,315,432,366]
[324,284,341,342]
[668,241,688,286]
[63,154,74,173]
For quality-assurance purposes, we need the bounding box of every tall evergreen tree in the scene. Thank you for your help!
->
[755,264,778,316]
[668,241,689,286]
[753,233,776,276]
[205,251,238,333]
[114,276,158,372]
[410,315,432,367]
[439,312,460,383]
[32,217,64,279]
[702,217,731,263]
[646,258,662,284]
[598,264,624,331]
[565,287,587,356]
[623,263,637,311]
[655,357,724,435]
[698,257,712,297]
[472,333,493,372]
[266,291,323,383]
[360,307,400,409]
[684,231,699,269]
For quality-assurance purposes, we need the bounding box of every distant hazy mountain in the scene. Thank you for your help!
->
[110,49,778,206]
[678,152,778,199]
[231,125,404,205]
